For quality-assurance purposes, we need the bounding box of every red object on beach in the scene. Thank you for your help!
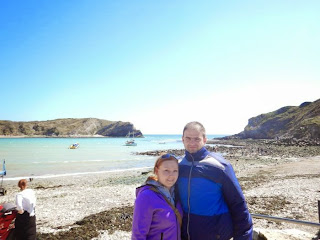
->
[0,203,17,240]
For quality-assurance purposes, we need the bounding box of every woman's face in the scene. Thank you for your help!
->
[155,160,179,190]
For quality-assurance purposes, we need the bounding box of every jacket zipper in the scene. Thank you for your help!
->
[161,232,163,240]
[187,154,194,240]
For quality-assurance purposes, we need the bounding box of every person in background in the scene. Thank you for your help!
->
[132,153,182,240]
[15,179,37,240]
[177,121,253,240]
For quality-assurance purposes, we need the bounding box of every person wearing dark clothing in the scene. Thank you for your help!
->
[177,122,253,240]
[15,179,36,240]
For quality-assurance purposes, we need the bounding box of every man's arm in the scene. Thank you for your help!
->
[222,163,253,240]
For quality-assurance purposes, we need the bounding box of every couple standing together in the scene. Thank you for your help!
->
[132,122,253,240]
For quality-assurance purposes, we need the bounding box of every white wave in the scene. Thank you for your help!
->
[32,159,106,164]
[3,166,153,181]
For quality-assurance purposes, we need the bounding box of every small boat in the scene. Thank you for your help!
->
[124,131,137,146]
[69,143,79,149]
[125,139,137,146]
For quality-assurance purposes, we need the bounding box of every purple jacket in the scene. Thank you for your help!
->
[131,184,183,240]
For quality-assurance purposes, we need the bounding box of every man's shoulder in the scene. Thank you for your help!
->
[198,154,226,170]
[179,152,230,170]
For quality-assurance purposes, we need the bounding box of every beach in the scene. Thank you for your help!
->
[1,139,320,240]
[1,169,144,239]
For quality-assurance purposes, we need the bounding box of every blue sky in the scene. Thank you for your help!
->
[1,1,319,134]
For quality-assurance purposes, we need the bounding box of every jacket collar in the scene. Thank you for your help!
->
[145,179,175,204]
[185,147,209,162]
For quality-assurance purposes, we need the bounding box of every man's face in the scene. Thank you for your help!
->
[182,128,207,153]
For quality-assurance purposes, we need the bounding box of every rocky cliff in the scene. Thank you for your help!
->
[0,118,143,137]
[231,98,320,141]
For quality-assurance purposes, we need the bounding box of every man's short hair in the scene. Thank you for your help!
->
[183,121,206,138]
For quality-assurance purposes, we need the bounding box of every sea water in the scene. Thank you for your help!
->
[0,134,224,179]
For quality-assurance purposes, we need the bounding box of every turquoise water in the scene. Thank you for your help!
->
[0,134,224,179]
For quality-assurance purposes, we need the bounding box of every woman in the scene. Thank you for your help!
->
[132,153,182,240]
[15,179,37,240]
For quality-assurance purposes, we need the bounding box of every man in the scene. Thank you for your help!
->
[177,122,253,240]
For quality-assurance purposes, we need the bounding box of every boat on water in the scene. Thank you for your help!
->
[125,139,137,146]
[124,131,137,146]
[69,143,79,149]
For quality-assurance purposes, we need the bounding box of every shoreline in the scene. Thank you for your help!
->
[0,135,105,138]
[0,135,146,138]
[3,166,153,181]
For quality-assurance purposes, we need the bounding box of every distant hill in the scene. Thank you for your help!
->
[0,118,143,137]
[230,98,320,140]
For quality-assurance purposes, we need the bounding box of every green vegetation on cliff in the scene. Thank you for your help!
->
[0,118,143,137]
[233,98,320,140]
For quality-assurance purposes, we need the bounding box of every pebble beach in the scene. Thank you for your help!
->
[1,139,320,240]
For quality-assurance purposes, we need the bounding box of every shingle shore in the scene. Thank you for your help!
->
[1,139,319,239]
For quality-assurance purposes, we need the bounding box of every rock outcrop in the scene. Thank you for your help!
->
[0,118,143,137]
[230,98,320,141]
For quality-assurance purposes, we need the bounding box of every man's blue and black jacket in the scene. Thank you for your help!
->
[177,147,253,240]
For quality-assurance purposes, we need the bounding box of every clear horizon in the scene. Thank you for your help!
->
[1,1,319,134]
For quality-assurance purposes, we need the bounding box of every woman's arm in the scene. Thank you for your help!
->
[131,191,154,240]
